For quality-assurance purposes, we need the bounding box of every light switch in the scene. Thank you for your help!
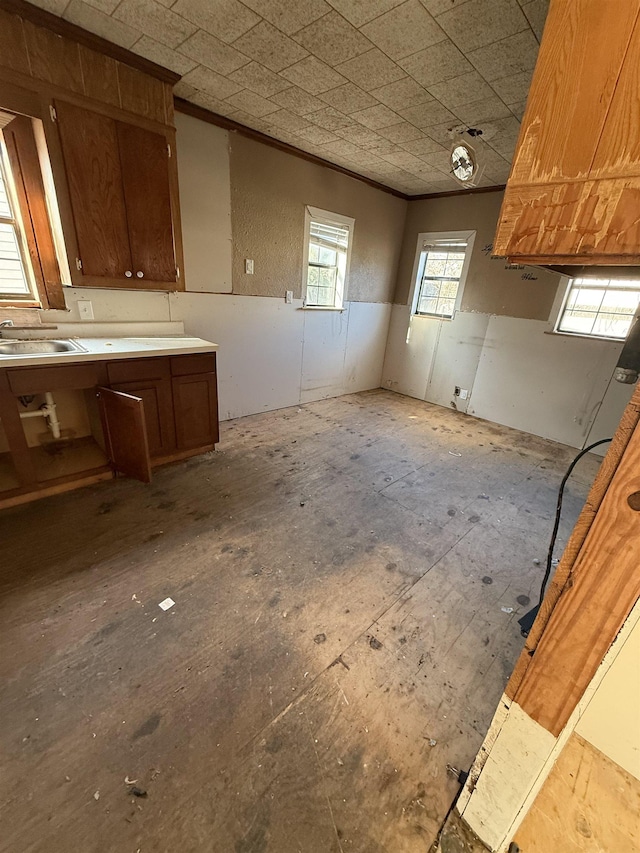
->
[245,259,254,275]
[77,300,94,320]
[285,290,293,304]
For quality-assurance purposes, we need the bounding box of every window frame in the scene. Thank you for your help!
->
[408,230,475,320]
[553,275,640,342]
[0,137,39,305]
[302,205,354,311]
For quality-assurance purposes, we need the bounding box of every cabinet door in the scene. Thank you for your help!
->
[116,122,177,283]
[55,101,132,278]
[97,387,151,483]
[172,373,219,451]
[108,378,176,458]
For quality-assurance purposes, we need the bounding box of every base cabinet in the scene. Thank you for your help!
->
[0,351,219,508]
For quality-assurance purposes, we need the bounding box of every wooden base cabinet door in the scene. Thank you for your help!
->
[108,379,176,459]
[172,373,219,451]
[97,387,152,483]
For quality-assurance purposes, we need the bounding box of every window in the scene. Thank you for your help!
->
[0,136,35,302]
[556,277,640,340]
[411,232,474,319]
[303,206,354,310]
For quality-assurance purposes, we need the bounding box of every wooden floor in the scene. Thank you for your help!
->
[0,390,601,853]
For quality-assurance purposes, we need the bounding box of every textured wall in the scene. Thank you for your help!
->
[395,190,560,320]
[229,134,407,303]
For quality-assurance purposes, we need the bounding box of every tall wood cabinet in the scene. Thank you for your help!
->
[494,0,640,265]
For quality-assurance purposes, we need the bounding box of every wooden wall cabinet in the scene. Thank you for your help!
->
[494,0,640,265]
[0,353,218,508]
[54,100,180,289]
[0,2,185,297]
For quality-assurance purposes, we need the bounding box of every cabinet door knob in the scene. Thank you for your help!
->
[125,270,132,278]
[136,271,144,278]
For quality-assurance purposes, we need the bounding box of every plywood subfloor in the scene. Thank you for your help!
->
[0,390,601,853]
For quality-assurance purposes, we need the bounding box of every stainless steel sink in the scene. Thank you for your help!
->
[0,339,87,356]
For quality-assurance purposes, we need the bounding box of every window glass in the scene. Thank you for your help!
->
[557,278,640,339]
[305,216,351,309]
[0,149,33,299]
[414,244,467,318]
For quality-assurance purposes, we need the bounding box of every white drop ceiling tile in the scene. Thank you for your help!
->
[320,138,366,159]
[294,11,372,66]
[468,30,539,80]
[333,124,389,148]
[224,89,281,117]
[398,99,456,127]
[377,121,424,143]
[436,0,529,53]
[81,0,120,13]
[232,21,309,72]
[522,0,549,41]
[365,139,400,156]
[381,150,425,170]
[189,90,241,117]
[308,106,354,130]
[490,70,532,105]
[475,143,512,170]
[416,148,451,171]
[401,136,447,157]
[173,80,198,99]
[326,0,406,27]
[371,77,433,110]
[399,40,472,87]
[361,0,446,60]
[181,65,244,100]
[132,35,198,76]
[267,108,314,133]
[336,48,405,91]
[64,0,141,48]
[228,61,292,97]
[319,82,378,113]
[427,71,496,110]
[419,0,470,16]
[508,100,528,120]
[171,0,260,44]
[179,29,250,76]
[352,103,402,130]
[270,86,325,115]
[453,95,513,125]
[481,115,521,142]
[113,0,196,49]
[428,177,461,192]
[279,55,348,94]
[240,0,331,35]
[296,124,340,144]
[31,0,82,17]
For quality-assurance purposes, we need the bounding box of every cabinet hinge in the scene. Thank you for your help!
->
[49,104,57,122]
[167,142,172,157]
[75,257,82,271]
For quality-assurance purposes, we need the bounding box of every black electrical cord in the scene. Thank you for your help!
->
[519,437,612,637]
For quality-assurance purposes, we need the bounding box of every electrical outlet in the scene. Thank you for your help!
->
[245,258,254,275]
[285,290,293,304]
[77,300,94,320]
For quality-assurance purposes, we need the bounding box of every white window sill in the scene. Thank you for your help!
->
[300,305,346,312]
[545,329,625,343]
[412,312,454,322]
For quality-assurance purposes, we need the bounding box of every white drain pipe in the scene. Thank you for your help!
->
[19,392,61,439]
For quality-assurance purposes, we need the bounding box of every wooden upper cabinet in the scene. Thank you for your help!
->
[494,0,640,265]
[53,100,182,289]
[117,122,176,283]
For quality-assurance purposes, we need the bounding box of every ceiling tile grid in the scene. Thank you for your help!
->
[26,0,549,195]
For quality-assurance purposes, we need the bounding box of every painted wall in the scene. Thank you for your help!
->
[383,191,634,450]
[229,134,407,303]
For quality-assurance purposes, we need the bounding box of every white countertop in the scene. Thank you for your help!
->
[0,335,218,369]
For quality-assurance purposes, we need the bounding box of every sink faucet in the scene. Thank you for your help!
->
[0,320,14,327]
